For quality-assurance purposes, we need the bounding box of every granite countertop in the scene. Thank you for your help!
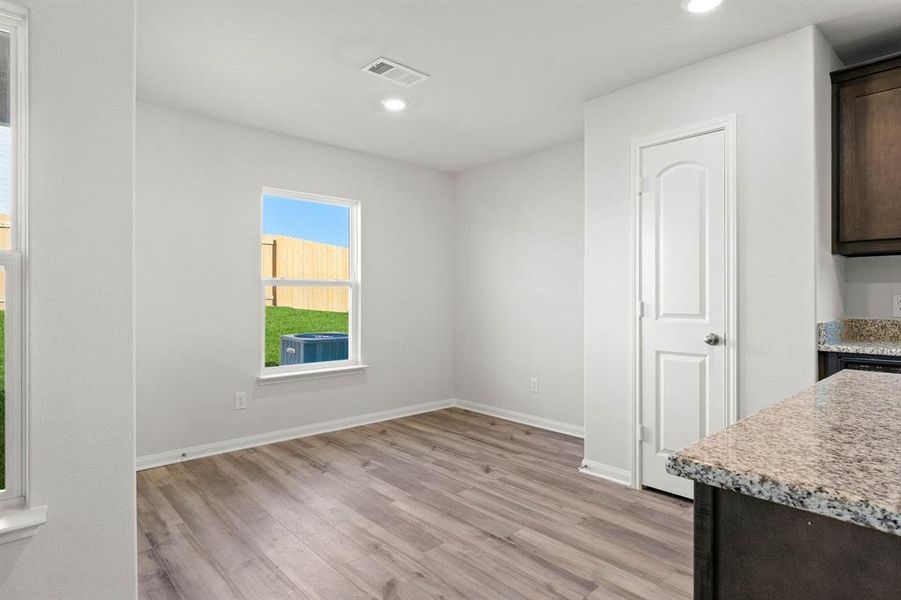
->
[818,340,901,357]
[666,370,901,536]
[817,318,901,357]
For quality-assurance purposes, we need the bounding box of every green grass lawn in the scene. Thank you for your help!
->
[265,306,348,367]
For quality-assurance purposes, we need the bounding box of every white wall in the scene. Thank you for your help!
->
[814,29,846,323]
[453,140,584,432]
[0,2,137,599]
[136,103,454,459]
[584,27,829,478]
[844,257,901,319]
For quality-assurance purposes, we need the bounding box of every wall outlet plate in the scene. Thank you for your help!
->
[529,377,539,393]
[235,391,248,410]
[893,294,901,318]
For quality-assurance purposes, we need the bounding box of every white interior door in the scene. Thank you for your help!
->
[639,129,728,498]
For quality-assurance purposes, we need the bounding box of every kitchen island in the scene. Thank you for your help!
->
[667,369,900,599]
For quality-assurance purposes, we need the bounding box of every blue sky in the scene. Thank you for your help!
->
[263,194,349,247]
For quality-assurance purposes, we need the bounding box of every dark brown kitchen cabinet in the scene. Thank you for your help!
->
[832,52,901,256]
[817,351,901,380]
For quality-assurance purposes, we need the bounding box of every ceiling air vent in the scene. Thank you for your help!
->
[361,57,429,87]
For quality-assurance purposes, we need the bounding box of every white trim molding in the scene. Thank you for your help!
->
[579,460,631,487]
[0,505,45,546]
[256,364,369,385]
[455,399,584,438]
[628,114,739,490]
[136,398,455,470]
[0,2,29,517]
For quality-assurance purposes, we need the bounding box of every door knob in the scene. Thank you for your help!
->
[704,333,721,346]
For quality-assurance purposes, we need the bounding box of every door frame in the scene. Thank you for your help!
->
[629,115,739,490]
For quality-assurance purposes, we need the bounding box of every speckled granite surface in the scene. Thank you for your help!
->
[819,340,901,357]
[818,319,901,356]
[666,370,901,536]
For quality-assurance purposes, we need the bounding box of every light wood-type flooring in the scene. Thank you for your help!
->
[137,408,693,600]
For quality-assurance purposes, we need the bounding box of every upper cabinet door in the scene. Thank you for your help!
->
[833,54,901,256]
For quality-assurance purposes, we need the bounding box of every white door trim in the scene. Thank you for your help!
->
[629,115,738,490]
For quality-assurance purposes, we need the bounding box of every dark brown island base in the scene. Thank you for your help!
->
[693,483,900,599]
[667,370,901,600]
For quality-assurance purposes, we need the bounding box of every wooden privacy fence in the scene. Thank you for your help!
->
[262,234,349,313]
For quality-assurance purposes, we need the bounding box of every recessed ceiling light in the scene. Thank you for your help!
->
[682,0,722,13]
[381,97,407,113]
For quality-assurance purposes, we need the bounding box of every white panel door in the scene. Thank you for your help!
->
[640,130,727,498]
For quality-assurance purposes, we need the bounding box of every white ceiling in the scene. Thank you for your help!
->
[819,2,901,65]
[137,0,901,173]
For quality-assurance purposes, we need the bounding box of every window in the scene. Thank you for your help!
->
[260,189,362,380]
[0,3,31,528]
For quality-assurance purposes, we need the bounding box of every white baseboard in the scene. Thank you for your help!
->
[454,399,584,438]
[579,459,632,487]
[136,398,455,471]
[136,397,587,471]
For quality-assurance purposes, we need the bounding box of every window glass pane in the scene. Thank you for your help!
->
[264,285,349,367]
[0,31,10,251]
[0,267,6,490]
[262,194,350,281]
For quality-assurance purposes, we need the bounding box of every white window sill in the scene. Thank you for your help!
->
[257,364,369,386]
[0,505,47,545]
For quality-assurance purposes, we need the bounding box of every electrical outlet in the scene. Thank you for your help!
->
[529,377,539,393]
[235,391,248,410]
[893,294,901,318]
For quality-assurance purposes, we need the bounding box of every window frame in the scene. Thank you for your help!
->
[258,187,363,380]
[0,3,28,510]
